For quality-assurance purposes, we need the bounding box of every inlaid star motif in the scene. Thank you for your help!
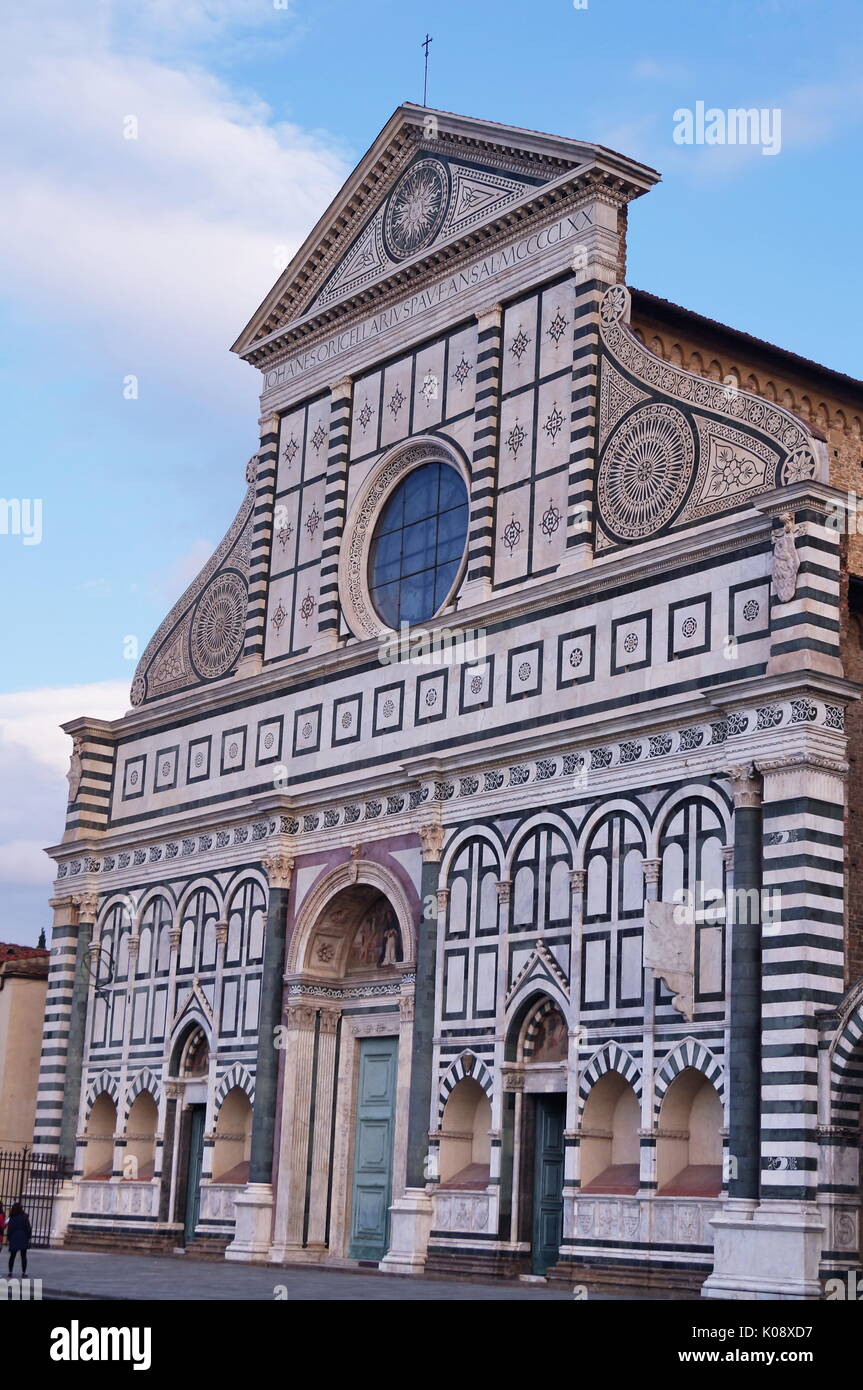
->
[507,420,527,456]
[282,435,299,465]
[544,404,565,444]
[547,307,569,345]
[388,385,406,418]
[358,400,374,432]
[311,422,327,453]
[502,514,523,553]
[509,326,531,362]
[453,355,473,389]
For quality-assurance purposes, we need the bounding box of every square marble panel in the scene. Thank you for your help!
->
[220,727,247,775]
[415,668,448,724]
[373,682,404,736]
[187,737,211,784]
[293,705,321,757]
[255,716,284,766]
[154,745,179,792]
[729,578,771,644]
[558,627,596,688]
[122,754,146,801]
[332,693,362,745]
[669,594,712,660]
[610,611,652,676]
[459,656,495,713]
[507,642,543,701]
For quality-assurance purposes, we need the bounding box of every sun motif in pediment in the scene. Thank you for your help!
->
[384,158,449,261]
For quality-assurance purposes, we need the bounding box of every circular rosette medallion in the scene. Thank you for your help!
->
[190,569,247,680]
[383,158,450,261]
[597,402,694,542]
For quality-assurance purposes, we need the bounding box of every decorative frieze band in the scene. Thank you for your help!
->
[54,694,846,884]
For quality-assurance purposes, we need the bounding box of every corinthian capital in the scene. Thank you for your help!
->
[728,763,762,810]
[72,892,100,922]
[419,823,444,863]
[262,853,294,890]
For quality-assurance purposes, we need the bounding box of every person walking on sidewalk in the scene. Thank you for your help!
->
[6,1204,31,1277]
[0,1205,6,1250]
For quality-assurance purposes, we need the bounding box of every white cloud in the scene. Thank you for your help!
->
[0,2,350,390]
[0,681,129,776]
[0,840,55,887]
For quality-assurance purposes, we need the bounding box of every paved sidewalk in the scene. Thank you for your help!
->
[24,1248,593,1300]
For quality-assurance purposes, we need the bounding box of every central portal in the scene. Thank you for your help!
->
[532,1094,566,1275]
[349,1037,399,1261]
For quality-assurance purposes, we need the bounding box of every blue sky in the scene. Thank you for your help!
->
[0,0,860,941]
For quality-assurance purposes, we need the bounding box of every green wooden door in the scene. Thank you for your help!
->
[183,1105,206,1243]
[532,1094,566,1275]
[349,1037,398,1262]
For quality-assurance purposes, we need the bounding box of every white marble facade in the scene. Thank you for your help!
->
[35,105,860,1294]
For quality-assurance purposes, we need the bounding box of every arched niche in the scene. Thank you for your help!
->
[580,1071,640,1193]
[438,1078,492,1188]
[287,861,414,982]
[656,1067,723,1195]
[124,1092,157,1180]
[212,1086,253,1184]
[83,1093,116,1178]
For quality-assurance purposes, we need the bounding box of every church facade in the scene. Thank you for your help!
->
[36,106,863,1297]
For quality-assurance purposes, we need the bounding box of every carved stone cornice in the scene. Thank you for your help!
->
[262,852,295,890]
[757,753,848,779]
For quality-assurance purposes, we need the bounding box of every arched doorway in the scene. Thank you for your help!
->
[504,994,570,1276]
[270,859,416,1267]
[166,1022,211,1245]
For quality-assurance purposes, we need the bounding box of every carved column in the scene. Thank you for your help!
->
[726,763,763,1203]
[565,869,586,1198]
[228,850,294,1264]
[279,1002,319,1254]
[248,853,293,1184]
[405,822,444,1187]
[201,921,229,1183]
[638,858,662,1193]
[380,823,443,1274]
[305,1008,341,1253]
[58,891,99,1167]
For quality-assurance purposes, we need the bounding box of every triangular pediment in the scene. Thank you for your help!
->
[232,104,659,359]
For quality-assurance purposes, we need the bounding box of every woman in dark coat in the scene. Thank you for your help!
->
[6,1204,31,1276]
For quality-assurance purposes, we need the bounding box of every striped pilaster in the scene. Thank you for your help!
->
[462,303,502,603]
[239,418,279,671]
[566,277,603,560]
[33,897,80,1155]
[766,502,843,680]
[726,766,763,1203]
[58,892,98,1167]
[62,725,115,837]
[758,754,847,1201]
[317,378,353,645]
